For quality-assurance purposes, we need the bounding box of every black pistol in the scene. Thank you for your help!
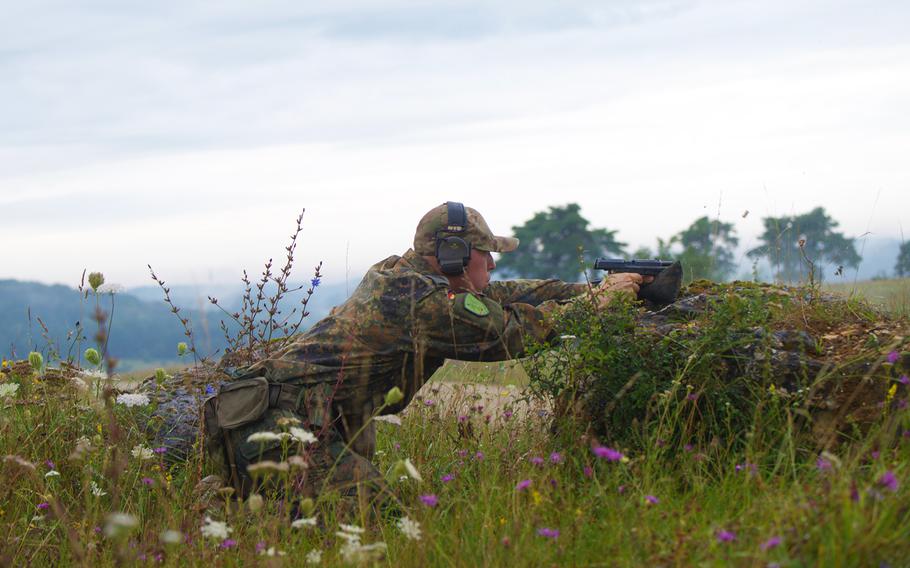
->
[593,258,682,305]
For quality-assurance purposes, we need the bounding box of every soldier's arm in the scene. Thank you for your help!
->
[483,279,588,307]
[411,288,569,362]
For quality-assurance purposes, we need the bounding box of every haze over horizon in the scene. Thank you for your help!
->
[2,0,908,288]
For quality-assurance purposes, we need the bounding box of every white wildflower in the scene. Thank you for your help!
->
[45,470,61,478]
[260,547,286,557]
[97,283,126,294]
[0,383,20,398]
[103,512,138,538]
[200,516,232,541]
[160,529,182,544]
[335,531,363,543]
[291,516,318,529]
[80,369,106,381]
[131,444,155,460]
[90,480,107,497]
[306,549,323,564]
[247,460,289,474]
[290,427,317,445]
[246,431,283,444]
[31,515,45,523]
[339,523,365,535]
[396,516,422,541]
[116,393,150,407]
[341,541,387,564]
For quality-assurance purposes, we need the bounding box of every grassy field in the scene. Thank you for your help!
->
[2,279,910,566]
[825,278,910,317]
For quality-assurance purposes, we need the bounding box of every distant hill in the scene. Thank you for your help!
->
[0,278,358,371]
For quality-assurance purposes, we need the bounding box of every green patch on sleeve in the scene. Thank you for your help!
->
[463,293,490,317]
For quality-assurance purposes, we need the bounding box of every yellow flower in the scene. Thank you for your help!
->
[886,383,897,405]
[531,490,542,506]
[499,517,506,525]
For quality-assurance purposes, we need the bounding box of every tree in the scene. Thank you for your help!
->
[495,203,626,281]
[896,241,910,278]
[674,216,739,282]
[746,207,861,283]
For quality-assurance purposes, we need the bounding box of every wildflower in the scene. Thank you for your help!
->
[205,383,216,396]
[592,446,624,462]
[537,527,560,539]
[878,471,899,492]
[816,456,833,472]
[503,410,513,420]
[43,470,60,480]
[419,494,438,507]
[221,539,238,549]
[474,451,484,461]
[291,517,318,529]
[457,415,468,423]
[37,502,50,510]
[618,485,626,494]
[88,272,105,291]
[384,386,404,406]
[340,541,387,564]
[392,458,423,482]
[735,463,758,476]
[153,447,167,454]
[116,393,150,407]
[90,480,107,497]
[645,495,660,505]
[900,375,909,385]
[160,530,182,544]
[0,383,20,398]
[760,536,782,551]
[28,352,44,373]
[201,517,232,541]
[177,342,188,356]
[532,490,543,505]
[247,431,284,444]
[550,452,563,464]
[104,512,138,538]
[339,523,365,535]
[397,516,422,541]
[424,399,434,406]
[311,277,321,288]
[306,549,322,564]
[245,493,264,512]
[256,541,266,553]
[260,546,286,557]
[290,427,317,445]
[247,461,289,474]
[583,466,593,478]
[530,456,544,466]
[131,444,155,460]
[84,348,101,366]
[716,530,736,543]
[516,479,532,491]
[887,351,900,364]
[441,473,455,483]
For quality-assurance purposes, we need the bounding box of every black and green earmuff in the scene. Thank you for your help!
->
[435,201,472,276]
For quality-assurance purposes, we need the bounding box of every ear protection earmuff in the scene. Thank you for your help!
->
[435,201,472,276]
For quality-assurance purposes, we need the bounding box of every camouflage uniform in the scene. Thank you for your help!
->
[223,204,588,499]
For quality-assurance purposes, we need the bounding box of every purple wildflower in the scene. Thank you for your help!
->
[645,495,659,505]
[37,502,50,510]
[899,375,909,385]
[684,444,694,452]
[457,449,468,459]
[419,494,438,507]
[686,393,698,401]
[583,466,593,478]
[45,460,55,469]
[537,527,560,539]
[735,463,758,476]
[205,384,216,396]
[592,446,624,462]
[457,415,468,423]
[760,536,782,551]
[516,479,532,491]
[530,456,544,466]
[816,456,832,472]
[716,529,736,543]
[221,539,237,549]
[550,452,563,464]
[441,473,455,483]
[141,477,154,486]
[311,277,321,288]
[424,399,434,407]
[255,541,266,553]
[394,442,401,450]
[503,410,513,420]
[153,447,167,455]
[878,470,899,492]
[887,351,900,364]
[474,451,484,461]
[617,485,626,494]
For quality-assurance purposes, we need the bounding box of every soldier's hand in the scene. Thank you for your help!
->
[592,274,655,308]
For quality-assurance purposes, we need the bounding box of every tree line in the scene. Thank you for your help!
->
[496,204,910,283]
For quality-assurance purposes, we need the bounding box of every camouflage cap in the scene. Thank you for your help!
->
[413,203,519,255]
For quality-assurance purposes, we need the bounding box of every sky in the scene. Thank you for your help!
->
[2,0,908,289]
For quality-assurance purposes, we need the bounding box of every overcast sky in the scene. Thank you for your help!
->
[2,0,908,289]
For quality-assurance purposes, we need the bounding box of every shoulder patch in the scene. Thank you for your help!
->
[463,293,490,317]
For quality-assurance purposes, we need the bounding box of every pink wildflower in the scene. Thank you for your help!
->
[441,473,455,483]
[419,494,438,507]
[583,466,593,478]
[715,529,736,543]
[530,456,544,466]
[878,470,899,492]
[549,452,563,464]
[887,351,900,364]
[537,527,559,539]
[516,479,532,491]
[760,536,782,551]
[221,539,237,549]
[592,446,623,462]
[645,495,659,505]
